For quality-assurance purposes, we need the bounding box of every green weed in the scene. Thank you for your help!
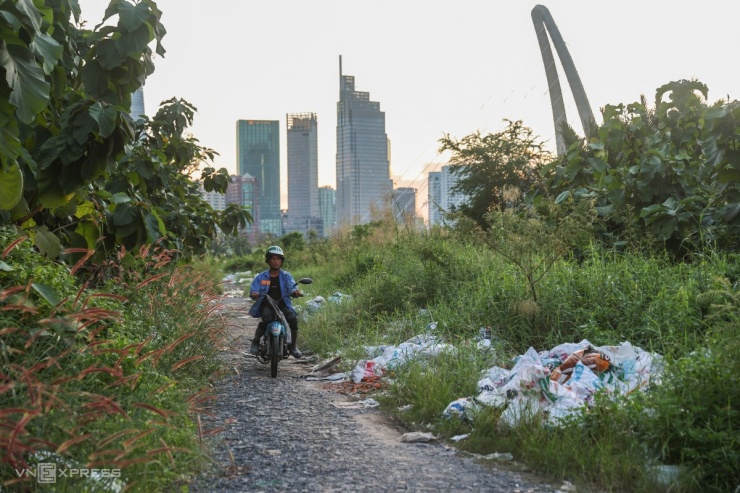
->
[297,217,739,493]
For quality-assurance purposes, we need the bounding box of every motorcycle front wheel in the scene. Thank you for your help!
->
[270,334,282,378]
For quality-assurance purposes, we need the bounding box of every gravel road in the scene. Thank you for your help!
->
[186,286,565,493]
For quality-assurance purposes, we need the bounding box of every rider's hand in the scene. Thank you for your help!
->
[293,290,303,298]
[250,291,259,300]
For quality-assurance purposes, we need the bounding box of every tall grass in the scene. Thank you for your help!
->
[1,230,228,491]
[296,218,739,492]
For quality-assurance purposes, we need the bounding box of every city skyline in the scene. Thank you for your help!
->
[78,0,739,218]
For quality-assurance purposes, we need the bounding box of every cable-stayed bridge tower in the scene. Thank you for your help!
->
[531,4,596,155]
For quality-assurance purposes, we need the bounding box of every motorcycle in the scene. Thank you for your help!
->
[252,277,312,378]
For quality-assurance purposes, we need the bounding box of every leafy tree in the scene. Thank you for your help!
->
[438,119,553,229]
[0,0,250,264]
[279,231,306,253]
[86,98,250,259]
[1,0,164,212]
[545,80,740,254]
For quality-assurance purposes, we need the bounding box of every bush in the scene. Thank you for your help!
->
[0,230,226,491]
[297,218,739,493]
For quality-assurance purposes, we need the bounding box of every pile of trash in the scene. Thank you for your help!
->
[351,329,455,383]
[444,339,663,427]
[302,322,455,384]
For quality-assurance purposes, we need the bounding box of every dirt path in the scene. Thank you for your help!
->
[186,285,563,492]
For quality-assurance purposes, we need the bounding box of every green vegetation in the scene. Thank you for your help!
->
[266,86,738,491]
[0,228,227,491]
[0,0,250,265]
[294,218,738,493]
[546,80,739,256]
[2,1,738,492]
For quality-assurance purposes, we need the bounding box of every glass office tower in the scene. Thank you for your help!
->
[319,186,336,236]
[285,113,321,236]
[336,56,391,226]
[427,171,442,226]
[236,120,281,236]
[391,187,417,223]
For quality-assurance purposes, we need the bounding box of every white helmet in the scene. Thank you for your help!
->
[265,245,285,262]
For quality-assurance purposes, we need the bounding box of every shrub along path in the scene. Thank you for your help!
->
[186,284,561,492]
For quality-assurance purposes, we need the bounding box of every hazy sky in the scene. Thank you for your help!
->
[78,0,738,212]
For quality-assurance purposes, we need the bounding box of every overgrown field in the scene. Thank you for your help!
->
[255,220,739,493]
[1,229,227,492]
[4,213,738,492]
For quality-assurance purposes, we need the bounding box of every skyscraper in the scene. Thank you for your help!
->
[391,187,417,223]
[427,166,470,227]
[226,173,259,242]
[236,120,281,236]
[319,186,336,236]
[428,171,442,226]
[285,113,321,237]
[336,56,391,227]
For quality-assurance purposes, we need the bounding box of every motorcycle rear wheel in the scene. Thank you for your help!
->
[270,334,282,378]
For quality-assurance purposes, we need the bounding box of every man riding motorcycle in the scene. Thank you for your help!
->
[248,246,303,359]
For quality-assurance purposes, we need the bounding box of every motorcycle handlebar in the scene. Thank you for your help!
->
[251,290,302,302]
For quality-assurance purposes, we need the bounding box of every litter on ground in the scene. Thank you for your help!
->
[351,333,455,383]
[401,432,437,443]
[444,339,663,427]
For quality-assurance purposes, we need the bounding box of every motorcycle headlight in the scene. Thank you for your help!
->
[267,321,283,336]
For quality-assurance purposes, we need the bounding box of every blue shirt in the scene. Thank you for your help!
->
[249,269,298,318]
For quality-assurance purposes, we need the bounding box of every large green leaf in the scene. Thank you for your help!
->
[34,225,61,258]
[14,0,42,32]
[720,203,740,223]
[0,41,50,123]
[74,200,97,219]
[32,282,61,306]
[0,162,24,210]
[0,100,20,167]
[554,190,571,204]
[89,102,118,137]
[118,1,151,32]
[587,157,608,172]
[81,59,109,98]
[29,32,63,74]
[95,38,125,70]
[113,202,138,226]
[0,10,22,31]
[111,192,132,204]
[116,23,152,58]
[38,183,75,209]
[143,210,164,242]
[74,220,99,250]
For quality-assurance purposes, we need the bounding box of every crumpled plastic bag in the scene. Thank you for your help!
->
[499,395,543,428]
[351,360,384,383]
[328,292,351,303]
[305,296,326,313]
[444,339,664,428]
[550,347,611,384]
[443,397,479,421]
